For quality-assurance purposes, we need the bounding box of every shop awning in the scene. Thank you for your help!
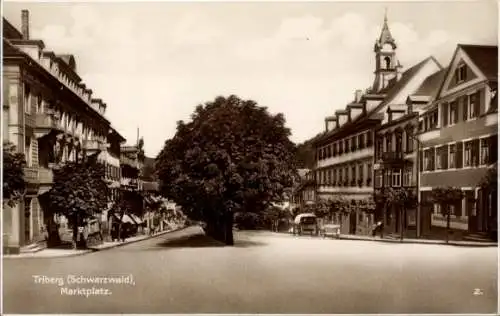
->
[130,214,144,225]
[113,213,135,224]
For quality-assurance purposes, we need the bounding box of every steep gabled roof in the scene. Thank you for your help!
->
[368,56,442,119]
[313,57,440,145]
[413,67,448,98]
[3,18,23,40]
[56,54,77,71]
[459,44,498,80]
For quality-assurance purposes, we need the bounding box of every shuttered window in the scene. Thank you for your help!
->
[442,102,449,126]
[464,141,473,167]
[472,139,480,166]
[456,142,463,168]
[449,144,457,168]
[490,135,498,164]
[419,150,423,172]
[358,164,364,186]
[480,138,490,165]
[367,131,373,146]
[449,101,458,125]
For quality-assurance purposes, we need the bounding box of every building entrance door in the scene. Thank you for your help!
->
[349,212,357,234]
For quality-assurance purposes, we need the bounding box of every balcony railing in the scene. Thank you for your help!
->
[38,167,54,184]
[23,167,39,183]
[382,151,404,162]
[85,139,104,151]
[34,113,64,138]
[120,156,138,168]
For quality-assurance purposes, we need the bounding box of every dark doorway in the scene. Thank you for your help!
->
[24,197,32,244]
[349,212,357,234]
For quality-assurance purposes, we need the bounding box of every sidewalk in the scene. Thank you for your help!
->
[338,234,498,247]
[3,226,187,259]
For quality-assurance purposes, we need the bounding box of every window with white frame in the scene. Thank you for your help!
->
[24,136,32,167]
[375,170,383,188]
[434,203,441,215]
[391,169,402,187]
[480,138,490,165]
[456,64,466,82]
[467,93,478,120]
[436,146,443,169]
[403,168,412,186]
[464,141,473,167]
[424,149,432,171]
[449,101,458,125]
[384,170,391,187]
[24,84,31,114]
[358,164,364,186]
[358,133,365,149]
[449,144,456,168]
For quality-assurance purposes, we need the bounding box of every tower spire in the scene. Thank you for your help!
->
[376,7,396,50]
[371,9,400,92]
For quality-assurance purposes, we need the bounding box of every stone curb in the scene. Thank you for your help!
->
[3,226,188,260]
[88,226,187,252]
[338,235,498,247]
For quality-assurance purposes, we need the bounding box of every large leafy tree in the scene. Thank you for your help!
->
[47,160,109,248]
[430,186,465,243]
[3,142,26,207]
[374,187,417,240]
[156,95,297,245]
[384,187,418,241]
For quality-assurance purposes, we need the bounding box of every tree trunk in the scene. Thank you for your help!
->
[46,215,61,248]
[446,207,451,244]
[224,213,234,246]
[72,213,78,249]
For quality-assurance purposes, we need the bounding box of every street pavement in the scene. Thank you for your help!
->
[3,226,498,314]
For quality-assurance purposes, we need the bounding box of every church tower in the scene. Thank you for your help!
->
[372,10,402,92]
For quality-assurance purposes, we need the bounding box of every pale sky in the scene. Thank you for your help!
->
[3,1,498,157]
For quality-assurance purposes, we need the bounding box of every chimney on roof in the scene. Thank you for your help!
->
[21,10,30,40]
[355,90,363,103]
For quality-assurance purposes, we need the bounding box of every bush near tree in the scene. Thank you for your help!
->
[156,95,297,245]
[3,142,27,208]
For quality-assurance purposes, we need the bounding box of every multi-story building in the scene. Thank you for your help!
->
[2,11,125,253]
[374,67,447,238]
[312,13,442,236]
[120,144,144,191]
[291,169,315,213]
[417,44,498,241]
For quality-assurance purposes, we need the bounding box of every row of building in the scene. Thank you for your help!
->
[2,11,155,253]
[293,14,497,241]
